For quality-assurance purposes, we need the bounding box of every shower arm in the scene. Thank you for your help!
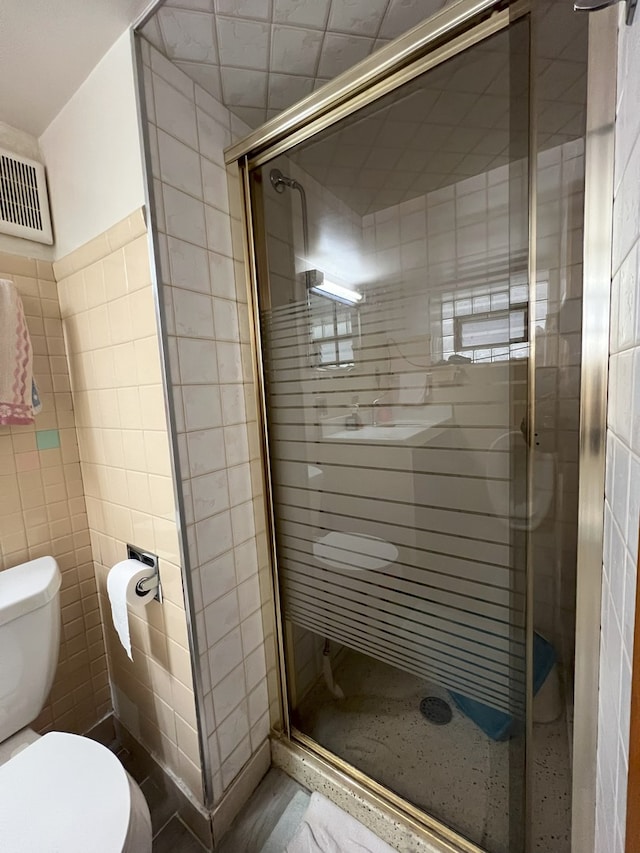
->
[270,168,310,257]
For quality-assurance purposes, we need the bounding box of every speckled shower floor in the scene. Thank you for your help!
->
[294,650,571,853]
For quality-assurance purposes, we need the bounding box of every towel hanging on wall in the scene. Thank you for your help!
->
[0,278,40,425]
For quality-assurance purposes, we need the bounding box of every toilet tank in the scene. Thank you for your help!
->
[0,557,61,742]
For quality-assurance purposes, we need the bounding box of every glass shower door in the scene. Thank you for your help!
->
[250,17,531,853]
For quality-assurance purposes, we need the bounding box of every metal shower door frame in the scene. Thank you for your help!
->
[226,2,612,852]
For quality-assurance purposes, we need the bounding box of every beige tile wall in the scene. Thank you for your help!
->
[0,252,109,735]
[55,210,203,802]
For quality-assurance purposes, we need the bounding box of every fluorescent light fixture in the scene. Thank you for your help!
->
[306,269,362,305]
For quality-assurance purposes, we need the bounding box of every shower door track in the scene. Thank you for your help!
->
[225,1,613,852]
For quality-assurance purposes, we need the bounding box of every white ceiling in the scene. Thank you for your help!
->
[141,0,448,128]
[0,0,151,137]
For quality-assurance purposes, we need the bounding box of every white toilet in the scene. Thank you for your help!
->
[0,556,152,852]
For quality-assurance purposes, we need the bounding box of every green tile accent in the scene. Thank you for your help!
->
[36,429,60,450]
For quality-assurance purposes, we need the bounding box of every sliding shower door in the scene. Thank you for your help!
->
[250,16,531,853]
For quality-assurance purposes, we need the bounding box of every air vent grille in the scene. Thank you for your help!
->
[0,149,53,244]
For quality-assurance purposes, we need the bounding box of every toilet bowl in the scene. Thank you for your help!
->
[0,731,151,853]
[0,556,152,853]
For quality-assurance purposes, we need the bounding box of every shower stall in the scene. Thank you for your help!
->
[223,2,607,851]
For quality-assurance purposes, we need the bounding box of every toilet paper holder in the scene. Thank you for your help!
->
[127,544,163,603]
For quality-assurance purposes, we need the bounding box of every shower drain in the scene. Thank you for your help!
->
[420,696,452,725]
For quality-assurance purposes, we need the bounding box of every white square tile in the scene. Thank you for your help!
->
[209,628,244,691]
[401,209,426,244]
[183,384,223,431]
[221,384,246,426]
[210,252,237,299]
[202,159,230,213]
[327,0,389,37]
[178,338,219,384]
[250,712,270,752]
[245,644,267,691]
[247,679,269,727]
[216,341,244,383]
[231,500,256,546]
[221,67,269,109]
[141,19,166,56]
[238,574,261,620]
[234,539,259,584]
[197,109,231,165]
[163,185,207,247]
[158,130,203,199]
[231,106,268,129]
[317,32,375,78]
[215,0,271,20]
[228,462,252,505]
[213,298,239,341]
[217,700,250,762]
[240,610,264,655]
[172,287,213,337]
[197,509,234,564]
[212,663,246,723]
[273,0,330,28]
[216,17,270,70]
[150,46,195,99]
[224,424,250,466]
[158,8,218,64]
[267,74,315,111]
[271,26,324,76]
[201,550,236,607]
[401,238,427,270]
[177,62,224,103]
[221,737,251,790]
[192,469,230,521]
[229,112,253,141]
[153,75,198,148]
[200,551,236,607]
[186,427,226,476]
[196,84,230,126]
[205,206,234,257]
[205,588,240,652]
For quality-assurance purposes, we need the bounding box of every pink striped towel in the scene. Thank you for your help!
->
[0,278,37,425]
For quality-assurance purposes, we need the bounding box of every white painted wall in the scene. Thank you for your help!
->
[39,30,145,260]
[0,121,54,260]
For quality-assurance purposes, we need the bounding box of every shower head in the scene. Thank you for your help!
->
[270,168,299,193]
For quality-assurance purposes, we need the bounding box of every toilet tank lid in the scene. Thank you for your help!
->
[0,556,61,627]
[0,732,131,853]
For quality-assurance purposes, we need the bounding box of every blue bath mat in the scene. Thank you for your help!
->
[448,632,556,741]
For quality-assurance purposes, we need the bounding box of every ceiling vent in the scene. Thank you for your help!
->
[0,148,53,245]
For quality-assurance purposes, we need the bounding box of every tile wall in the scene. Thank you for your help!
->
[140,39,277,805]
[595,12,640,853]
[54,210,203,802]
[139,0,441,128]
[0,252,109,736]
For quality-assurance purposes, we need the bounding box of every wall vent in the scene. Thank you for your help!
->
[0,148,53,244]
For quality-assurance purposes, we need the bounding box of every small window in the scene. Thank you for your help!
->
[310,296,356,368]
[440,277,545,364]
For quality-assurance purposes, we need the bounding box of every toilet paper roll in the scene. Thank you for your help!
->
[107,559,156,661]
